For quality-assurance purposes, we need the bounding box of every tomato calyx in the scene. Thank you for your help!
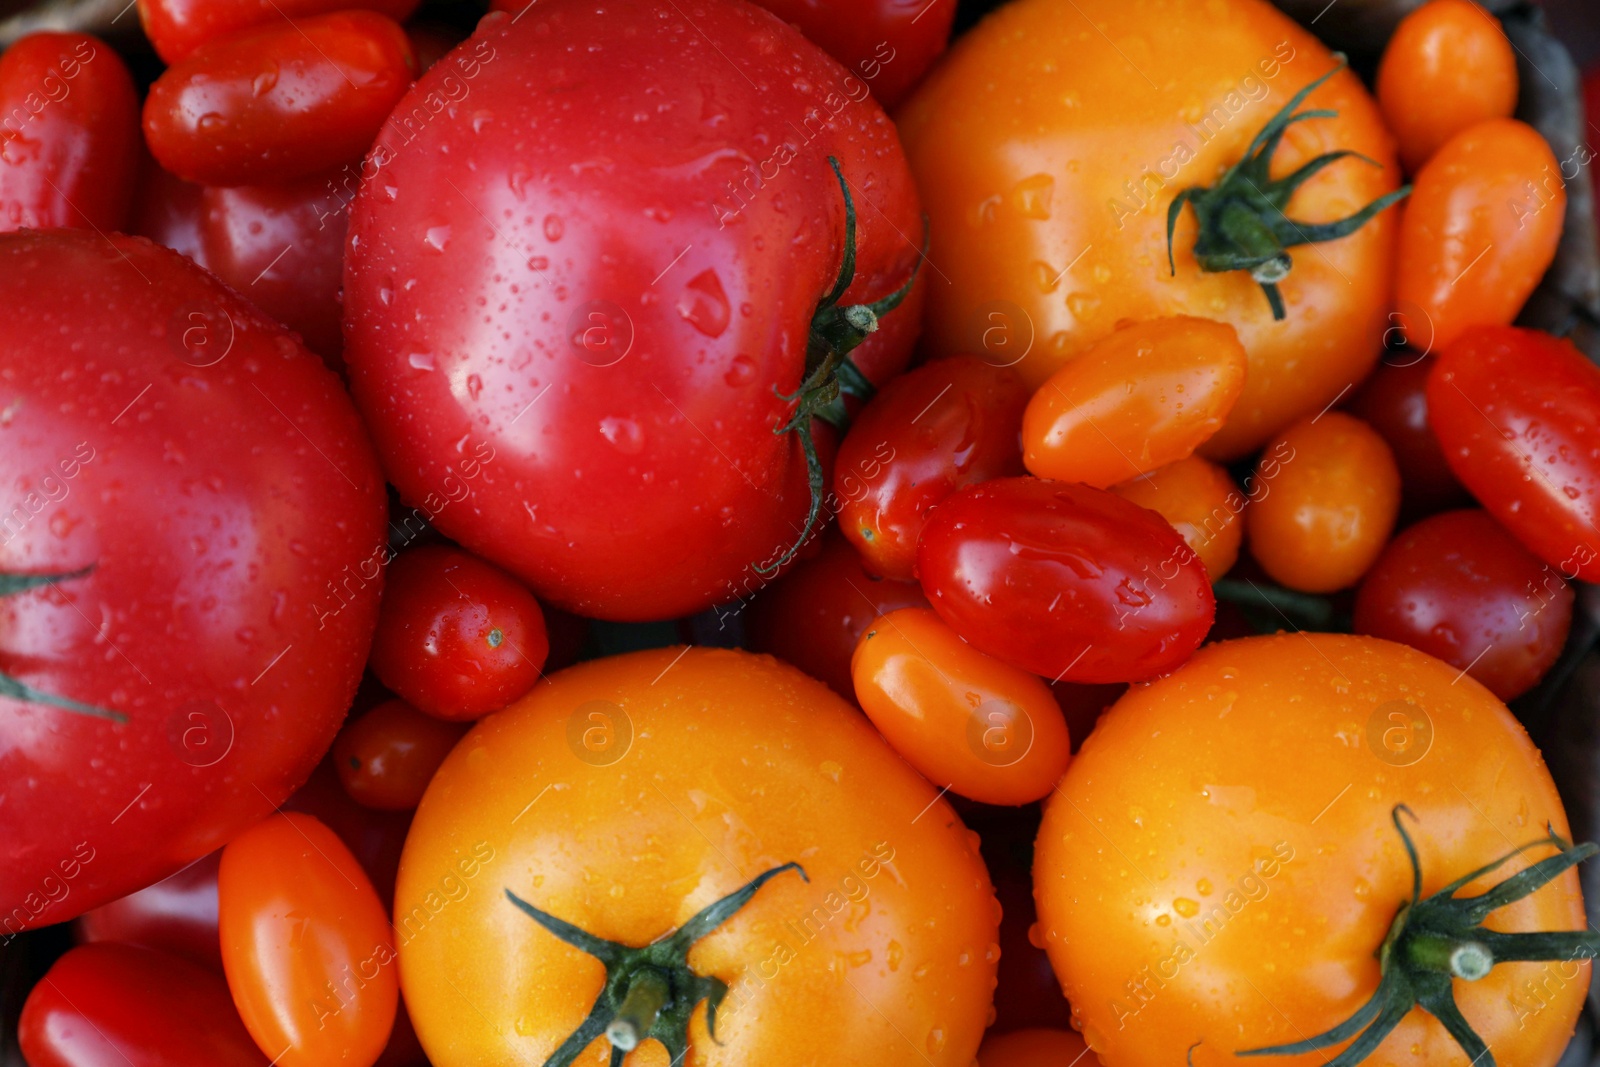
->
[1238,806,1600,1066]
[1165,59,1411,321]
[504,861,808,1065]
[0,567,125,723]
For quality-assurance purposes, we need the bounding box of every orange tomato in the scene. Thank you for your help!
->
[332,698,468,811]
[1376,0,1518,174]
[219,813,398,1067]
[1246,412,1400,592]
[1022,317,1246,488]
[1111,456,1243,581]
[978,1027,1098,1067]
[851,608,1071,805]
[1395,119,1564,354]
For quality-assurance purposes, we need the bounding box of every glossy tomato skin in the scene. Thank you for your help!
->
[971,806,1074,1034]
[76,850,223,971]
[898,0,1401,459]
[1344,353,1468,516]
[1110,456,1242,581]
[1353,510,1572,701]
[837,355,1029,581]
[333,698,468,810]
[1427,326,1600,582]
[128,157,207,262]
[344,0,925,621]
[0,231,387,925]
[978,1028,1095,1067]
[138,0,420,63]
[1035,634,1587,1066]
[917,478,1214,684]
[143,11,416,187]
[0,33,139,233]
[19,943,269,1067]
[397,648,997,1067]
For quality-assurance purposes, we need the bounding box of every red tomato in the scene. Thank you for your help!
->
[284,758,413,912]
[404,21,464,73]
[1345,354,1469,516]
[128,156,207,262]
[137,0,421,62]
[916,478,1214,684]
[836,355,1028,581]
[143,11,416,187]
[343,0,926,621]
[20,943,269,1067]
[76,851,223,971]
[0,231,387,926]
[973,805,1074,1034]
[0,33,139,233]
[333,698,467,810]
[1428,326,1600,582]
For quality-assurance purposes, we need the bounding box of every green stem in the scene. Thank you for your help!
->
[604,968,671,1051]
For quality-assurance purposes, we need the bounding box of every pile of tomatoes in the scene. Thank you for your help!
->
[3,0,1600,1063]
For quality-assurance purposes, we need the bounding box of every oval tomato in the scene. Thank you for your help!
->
[1110,456,1242,581]
[979,1028,1096,1067]
[76,850,223,971]
[137,0,420,63]
[333,698,468,810]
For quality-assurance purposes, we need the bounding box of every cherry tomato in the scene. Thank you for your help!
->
[1376,0,1517,174]
[1023,318,1246,488]
[143,11,416,187]
[1036,633,1588,1067]
[1344,353,1468,516]
[851,607,1070,805]
[837,355,1028,581]
[1049,679,1126,754]
[333,698,468,810]
[220,813,398,1067]
[0,33,139,233]
[20,943,270,1067]
[76,851,223,971]
[1245,412,1400,593]
[1427,326,1600,582]
[1395,119,1564,354]
[972,805,1074,1033]
[978,1028,1095,1067]
[1354,510,1572,701]
[405,21,464,73]
[1110,456,1242,581]
[137,0,420,63]
[917,478,1214,684]
[368,544,549,721]
[128,156,207,262]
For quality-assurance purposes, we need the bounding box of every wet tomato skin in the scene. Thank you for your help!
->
[978,1028,1096,1067]
[333,698,469,810]
[137,0,420,62]
[1345,353,1468,516]
[1110,455,1242,581]
[916,477,1215,684]
[76,851,224,972]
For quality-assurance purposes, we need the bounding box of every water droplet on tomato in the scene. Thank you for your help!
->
[543,214,564,241]
[423,225,451,252]
[197,112,227,133]
[598,416,643,454]
[724,355,756,387]
[1010,173,1054,219]
[251,64,279,96]
[408,352,436,371]
[677,269,729,337]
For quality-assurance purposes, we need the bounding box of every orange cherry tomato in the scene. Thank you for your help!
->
[1376,0,1517,174]
[851,607,1070,805]
[1111,456,1243,581]
[220,813,398,1067]
[1245,412,1400,593]
[978,1028,1098,1067]
[1022,317,1246,488]
[1395,119,1564,354]
[333,698,468,811]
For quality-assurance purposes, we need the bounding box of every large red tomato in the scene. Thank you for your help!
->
[343,0,925,621]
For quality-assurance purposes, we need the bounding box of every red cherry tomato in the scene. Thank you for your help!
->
[137,0,420,64]
[405,21,464,73]
[1049,678,1126,754]
[143,11,416,187]
[1428,325,1600,582]
[367,545,548,720]
[333,698,467,810]
[973,806,1074,1034]
[128,156,207,262]
[76,850,223,971]
[836,355,1029,581]
[1344,353,1469,516]
[0,33,139,233]
[916,477,1215,684]
[20,943,269,1067]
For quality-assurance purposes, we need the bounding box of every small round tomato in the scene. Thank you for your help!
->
[1395,119,1564,354]
[333,698,468,810]
[1246,412,1400,593]
[837,355,1029,581]
[1353,510,1572,701]
[1376,0,1518,174]
[979,1028,1096,1067]
[138,0,421,63]
[368,545,549,721]
[1344,353,1468,515]
[852,607,1070,805]
[220,813,398,1067]
[76,850,223,971]
[1022,318,1247,488]
[1110,455,1242,581]
[1036,634,1589,1067]
[143,12,416,186]
[917,478,1214,684]
[1427,326,1600,582]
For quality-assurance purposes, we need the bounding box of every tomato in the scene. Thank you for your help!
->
[19,943,270,1067]
[76,850,223,971]
[972,804,1074,1033]
[1395,119,1564,354]
[1022,318,1247,488]
[1344,354,1468,516]
[897,0,1404,459]
[0,231,386,925]
[851,607,1070,805]
[978,1028,1095,1067]
[1035,633,1590,1067]
[1049,680,1125,754]
[404,21,464,73]
[837,355,1029,581]
[0,33,139,233]
[1427,326,1600,582]
[397,647,997,1066]
[917,478,1214,684]
[220,813,398,1067]
[333,698,468,810]
[1110,456,1242,581]
[367,544,549,721]
[1353,510,1572,702]
[344,0,926,621]
[1375,0,1517,174]
[137,0,420,63]
[1245,411,1400,593]
[128,156,207,262]
[143,11,416,187]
